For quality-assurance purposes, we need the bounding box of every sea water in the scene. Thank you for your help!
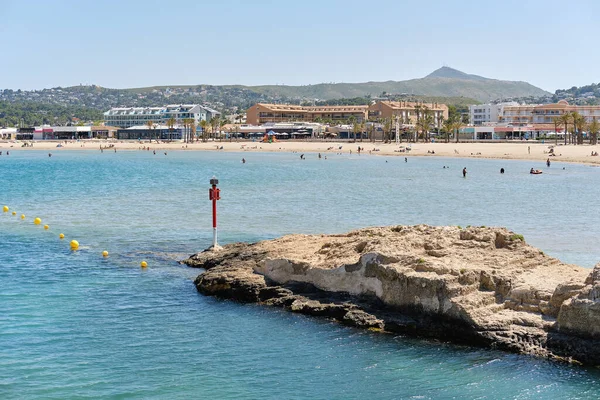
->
[0,149,599,399]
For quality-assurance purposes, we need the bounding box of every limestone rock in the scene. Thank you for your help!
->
[183,225,599,365]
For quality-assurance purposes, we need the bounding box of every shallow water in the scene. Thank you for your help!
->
[1,150,599,399]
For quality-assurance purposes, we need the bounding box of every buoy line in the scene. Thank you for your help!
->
[2,204,148,268]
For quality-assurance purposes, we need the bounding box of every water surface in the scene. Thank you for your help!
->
[1,150,599,399]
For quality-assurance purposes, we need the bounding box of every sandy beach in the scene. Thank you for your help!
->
[2,139,600,165]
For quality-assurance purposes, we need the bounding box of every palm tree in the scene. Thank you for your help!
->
[588,117,600,145]
[219,119,227,141]
[146,120,154,141]
[417,107,433,143]
[452,118,462,143]
[209,117,219,140]
[347,116,357,141]
[442,117,452,143]
[572,112,586,145]
[166,117,176,141]
[383,117,392,143]
[200,120,208,142]
[552,116,562,145]
[558,112,571,145]
[359,121,366,142]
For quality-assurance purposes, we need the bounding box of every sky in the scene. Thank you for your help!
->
[0,0,598,92]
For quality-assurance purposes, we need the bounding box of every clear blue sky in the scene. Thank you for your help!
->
[1,0,598,92]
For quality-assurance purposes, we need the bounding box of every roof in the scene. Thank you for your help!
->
[375,101,448,111]
[252,103,368,113]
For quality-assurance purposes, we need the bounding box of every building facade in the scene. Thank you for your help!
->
[469,102,518,125]
[500,100,600,127]
[368,101,449,129]
[104,105,220,128]
[246,103,369,125]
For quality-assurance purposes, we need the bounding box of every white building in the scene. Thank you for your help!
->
[103,107,164,129]
[104,105,221,128]
[469,102,518,125]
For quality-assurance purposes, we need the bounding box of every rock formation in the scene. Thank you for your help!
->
[183,225,600,365]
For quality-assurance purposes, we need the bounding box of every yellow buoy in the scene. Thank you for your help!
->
[2,206,8,212]
[44,225,49,230]
[12,211,16,216]
[70,240,79,250]
[102,250,109,258]
[59,233,65,239]
[34,217,42,225]
[140,261,148,268]
[20,214,25,220]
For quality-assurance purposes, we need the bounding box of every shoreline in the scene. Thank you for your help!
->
[2,139,600,166]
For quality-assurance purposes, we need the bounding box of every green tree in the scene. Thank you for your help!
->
[588,117,600,145]
[200,119,208,142]
[558,112,571,145]
[167,117,176,141]
[552,116,562,145]
[146,120,154,141]
[347,115,357,140]
[572,112,586,145]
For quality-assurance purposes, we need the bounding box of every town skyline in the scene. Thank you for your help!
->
[1,0,598,92]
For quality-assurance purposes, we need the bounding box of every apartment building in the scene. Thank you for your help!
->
[500,100,600,126]
[246,103,369,125]
[469,102,518,125]
[104,105,220,128]
[368,101,449,127]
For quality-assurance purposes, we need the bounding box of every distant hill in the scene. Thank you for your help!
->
[0,67,551,126]
[242,67,550,102]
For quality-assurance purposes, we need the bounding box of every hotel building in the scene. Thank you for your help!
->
[104,104,220,128]
[500,100,600,127]
[368,101,449,127]
[246,103,369,125]
[469,102,518,125]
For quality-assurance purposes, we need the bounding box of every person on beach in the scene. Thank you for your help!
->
[546,158,551,167]
[528,146,530,154]
[462,167,467,178]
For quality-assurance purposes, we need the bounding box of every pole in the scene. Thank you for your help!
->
[208,177,221,250]
[212,184,217,247]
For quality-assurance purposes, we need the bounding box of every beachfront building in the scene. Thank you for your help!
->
[500,101,600,127]
[469,102,518,125]
[104,105,221,129]
[116,125,183,140]
[367,101,449,128]
[246,103,369,125]
[0,127,17,139]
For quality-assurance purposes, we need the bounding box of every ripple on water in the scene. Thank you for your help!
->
[1,151,600,399]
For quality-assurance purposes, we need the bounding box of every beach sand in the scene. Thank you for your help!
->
[2,139,600,165]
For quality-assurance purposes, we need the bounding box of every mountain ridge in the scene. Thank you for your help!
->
[54,67,549,103]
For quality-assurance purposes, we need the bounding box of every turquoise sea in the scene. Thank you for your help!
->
[1,149,599,399]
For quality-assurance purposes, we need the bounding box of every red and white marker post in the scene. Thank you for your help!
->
[208,176,221,249]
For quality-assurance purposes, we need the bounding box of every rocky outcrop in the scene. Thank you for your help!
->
[183,225,600,365]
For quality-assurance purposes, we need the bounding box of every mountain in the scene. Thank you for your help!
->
[0,67,551,126]
[243,67,550,103]
[425,66,488,81]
